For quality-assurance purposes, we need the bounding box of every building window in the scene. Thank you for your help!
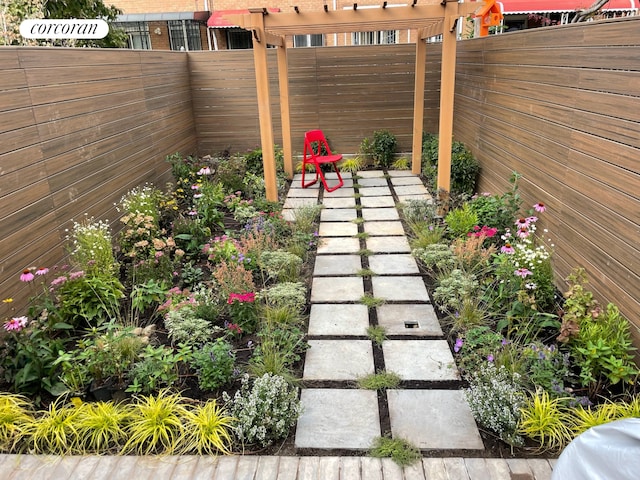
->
[227,28,252,49]
[113,22,151,50]
[168,20,202,51]
[352,30,398,45]
[293,34,324,47]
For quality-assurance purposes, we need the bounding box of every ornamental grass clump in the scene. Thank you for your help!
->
[25,398,80,455]
[0,393,34,451]
[464,363,526,446]
[74,400,131,454]
[223,373,302,448]
[518,389,574,452]
[182,400,235,455]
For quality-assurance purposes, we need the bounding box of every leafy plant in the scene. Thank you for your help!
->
[445,204,478,238]
[126,345,183,394]
[123,389,189,455]
[370,130,398,168]
[518,389,574,451]
[357,371,401,390]
[468,174,522,237]
[258,250,303,283]
[412,243,455,275]
[433,269,479,313]
[164,306,218,346]
[191,339,236,392]
[391,157,410,170]
[0,393,34,451]
[25,399,80,455]
[75,400,131,453]
[67,217,118,276]
[258,282,307,312]
[182,400,235,454]
[369,435,421,467]
[360,293,385,309]
[223,373,302,448]
[421,133,480,196]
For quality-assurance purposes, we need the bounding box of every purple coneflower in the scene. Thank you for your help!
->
[19,270,34,282]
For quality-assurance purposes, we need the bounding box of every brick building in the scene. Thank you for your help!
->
[109,0,440,50]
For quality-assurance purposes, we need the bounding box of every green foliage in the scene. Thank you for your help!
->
[465,363,525,446]
[453,326,504,376]
[26,399,80,455]
[123,390,189,455]
[369,436,421,467]
[126,345,184,394]
[164,306,218,346]
[360,293,385,309]
[340,156,364,174]
[433,269,479,314]
[67,217,117,276]
[412,243,455,275]
[467,173,522,236]
[370,130,398,168]
[182,400,235,454]
[0,394,34,451]
[75,400,131,453]
[357,371,401,390]
[445,204,479,238]
[258,282,307,311]
[391,157,410,170]
[518,389,574,451]
[259,250,303,283]
[512,342,573,397]
[192,339,236,392]
[223,373,302,447]
[421,133,480,196]
[366,325,387,347]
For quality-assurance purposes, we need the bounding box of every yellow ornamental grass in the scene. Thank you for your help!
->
[518,389,574,452]
[26,399,81,455]
[182,400,235,455]
[75,400,132,454]
[0,393,34,451]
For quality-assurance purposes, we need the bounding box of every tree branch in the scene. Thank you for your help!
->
[571,0,611,23]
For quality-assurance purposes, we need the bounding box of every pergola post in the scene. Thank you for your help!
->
[276,45,294,179]
[436,2,459,199]
[412,30,427,175]
[249,11,279,202]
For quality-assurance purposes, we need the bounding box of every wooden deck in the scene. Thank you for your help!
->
[0,454,555,479]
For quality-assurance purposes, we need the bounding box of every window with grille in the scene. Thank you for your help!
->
[227,28,252,49]
[113,22,151,50]
[168,20,202,51]
[293,34,324,47]
[352,30,398,45]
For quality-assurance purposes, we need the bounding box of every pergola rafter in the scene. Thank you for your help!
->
[224,1,485,202]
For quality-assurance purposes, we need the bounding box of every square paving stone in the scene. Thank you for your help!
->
[318,222,359,237]
[366,236,411,253]
[360,196,396,208]
[383,340,459,381]
[361,208,400,221]
[368,254,420,275]
[308,304,370,336]
[387,170,414,177]
[323,197,356,208]
[321,208,358,222]
[364,221,405,236]
[325,171,352,180]
[316,237,361,254]
[287,188,321,198]
[387,390,484,450]
[303,340,374,380]
[314,255,362,276]
[371,276,430,301]
[311,277,364,302]
[283,197,318,209]
[390,176,425,186]
[397,194,432,204]
[394,185,429,196]
[323,187,356,198]
[357,177,388,187]
[359,186,391,196]
[377,304,443,336]
[356,170,384,178]
[296,389,381,449]
[292,174,320,187]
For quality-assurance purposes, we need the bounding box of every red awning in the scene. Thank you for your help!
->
[498,0,637,14]
[207,9,281,28]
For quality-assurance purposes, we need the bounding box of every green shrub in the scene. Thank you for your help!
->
[421,133,479,196]
[370,435,421,467]
[258,282,307,311]
[445,203,478,238]
[412,243,455,275]
[192,339,236,391]
[371,130,398,168]
[164,306,219,346]
[433,269,479,313]
[259,250,303,283]
[223,373,302,447]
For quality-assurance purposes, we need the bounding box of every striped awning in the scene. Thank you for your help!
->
[498,0,637,14]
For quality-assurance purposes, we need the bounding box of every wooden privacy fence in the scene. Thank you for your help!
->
[189,44,443,156]
[453,16,640,343]
[0,48,197,309]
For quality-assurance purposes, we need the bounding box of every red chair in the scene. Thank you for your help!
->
[301,129,344,192]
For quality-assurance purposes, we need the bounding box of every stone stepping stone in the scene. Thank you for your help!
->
[356,170,384,178]
[281,209,295,222]
[361,208,400,221]
[308,304,369,336]
[283,197,318,209]
[371,276,429,301]
[397,194,432,204]
[357,177,388,187]
[295,389,381,449]
[303,340,374,380]
[320,208,358,222]
[390,176,425,186]
[364,221,405,236]
[387,390,484,450]
[394,185,429,196]
[318,222,359,237]
[358,186,391,196]
[366,236,411,253]
[311,277,364,302]
[292,174,321,187]
[325,171,352,180]
[360,196,396,208]
[316,237,361,254]
[314,255,362,276]
[387,170,414,177]
[323,187,356,198]
[368,254,419,275]
[323,197,356,209]
[382,340,459,381]
[287,188,320,198]
[377,304,443,336]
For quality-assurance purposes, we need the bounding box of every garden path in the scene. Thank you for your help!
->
[0,171,555,479]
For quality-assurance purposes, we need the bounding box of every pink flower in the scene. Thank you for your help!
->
[228,292,256,304]
[516,228,530,239]
[69,271,85,280]
[534,202,546,213]
[191,184,200,190]
[188,210,197,216]
[197,167,212,175]
[193,193,203,199]
[155,251,164,259]
[50,275,68,287]
[3,316,28,332]
[515,268,533,278]
[526,216,538,224]
[35,267,49,276]
[19,270,34,282]
[501,243,515,254]
[487,354,494,362]
[515,217,530,228]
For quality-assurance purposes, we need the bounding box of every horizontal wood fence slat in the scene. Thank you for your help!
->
[453,16,640,343]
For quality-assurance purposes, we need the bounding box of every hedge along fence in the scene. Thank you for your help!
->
[453,16,640,344]
[0,48,197,312]
[188,44,443,156]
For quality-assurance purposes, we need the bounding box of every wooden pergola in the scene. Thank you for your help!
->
[225,1,489,202]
